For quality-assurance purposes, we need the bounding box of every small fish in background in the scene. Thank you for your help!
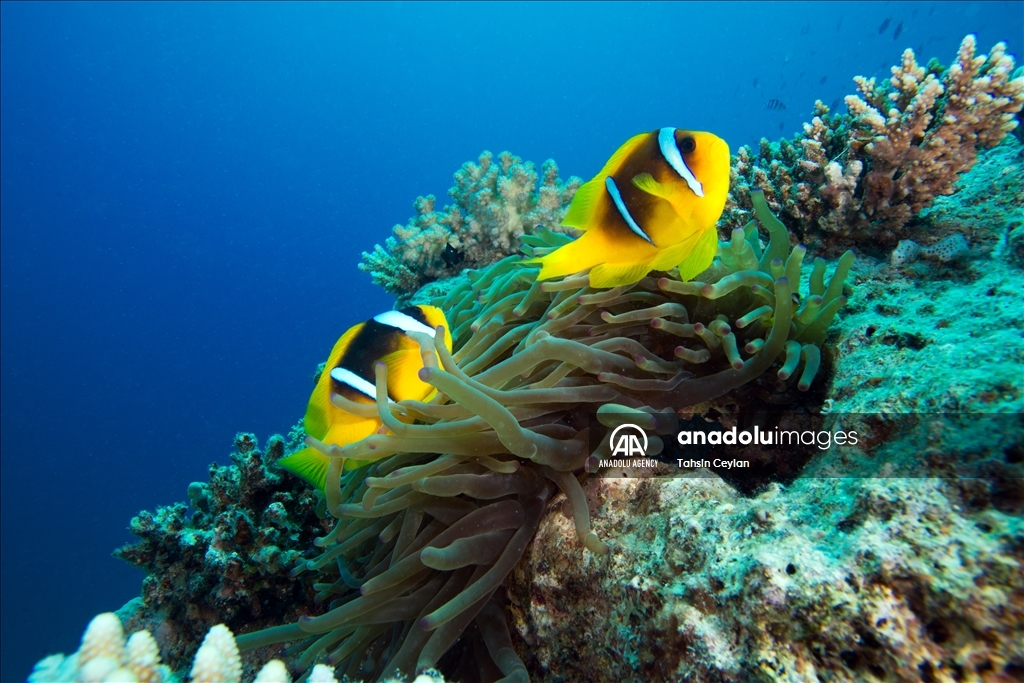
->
[878,16,892,34]
[766,99,787,111]
[820,75,828,85]
[893,20,904,40]
[799,70,806,80]
[753,76,759,88]
[278,306,453,489]
[440,242,464,268]
[800,23,811,36]
[830,96,843,111]
[779,121,786,132]
[531,128,731,287]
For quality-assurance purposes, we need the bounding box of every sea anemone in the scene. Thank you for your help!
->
[236,190,853,681]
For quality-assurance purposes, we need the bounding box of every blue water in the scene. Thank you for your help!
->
[1,1,1020,680]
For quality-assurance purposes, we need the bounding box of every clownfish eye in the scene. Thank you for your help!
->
[679,136,696,154]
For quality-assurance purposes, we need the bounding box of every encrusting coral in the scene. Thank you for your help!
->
[724,35,1024,255]
[359,151,581,297]
[232,190,852,680]
[511,469,1023,681]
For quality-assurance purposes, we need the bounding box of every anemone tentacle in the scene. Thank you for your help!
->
[236,190,851,681]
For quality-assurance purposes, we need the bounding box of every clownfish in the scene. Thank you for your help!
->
[532,128,731,288]
[278,305,452,490]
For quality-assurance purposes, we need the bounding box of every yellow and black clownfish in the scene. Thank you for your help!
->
[532,128,731,288]
[278,305,452,490]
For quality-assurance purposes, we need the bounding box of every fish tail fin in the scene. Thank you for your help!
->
[278,447,331,490]
[675,225,720,282]
[281,416,381,489]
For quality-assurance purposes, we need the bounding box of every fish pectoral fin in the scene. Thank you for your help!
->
[588,260,654,288]
[632,173,677,202]
[278,447,331,490]
[675,226,720,282]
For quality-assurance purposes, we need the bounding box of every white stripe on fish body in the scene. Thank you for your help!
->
[374,310,436,337]
[605,176,655,245]
[330,367,395,403]
[658,127,703,198]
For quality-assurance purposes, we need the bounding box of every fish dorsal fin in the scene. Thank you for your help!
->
[304,383,332,441]
[562,177,603,229]
[305,322,366,437]
[563,132,651,230]
[598,131,651,178]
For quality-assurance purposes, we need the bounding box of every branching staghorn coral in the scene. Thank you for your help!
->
[235,191,852,681]
[724,35,1024,254]
[359,152,581,296]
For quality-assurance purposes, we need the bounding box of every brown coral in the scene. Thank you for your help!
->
[359,152,580,296]
[724,35,1024,255]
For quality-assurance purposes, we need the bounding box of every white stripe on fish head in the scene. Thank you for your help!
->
[658,127,704,198]
[373,310,436,337]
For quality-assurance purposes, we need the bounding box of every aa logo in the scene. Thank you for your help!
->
[609,423,648,457]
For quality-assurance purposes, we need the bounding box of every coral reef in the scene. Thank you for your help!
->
[42,43,1022,683]
[359,151,581,297]
[112,433,332,679]
[830,139,1024,417]
[507,117,1024,683]
[233,195,852,681]
[724,35,1024,256]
